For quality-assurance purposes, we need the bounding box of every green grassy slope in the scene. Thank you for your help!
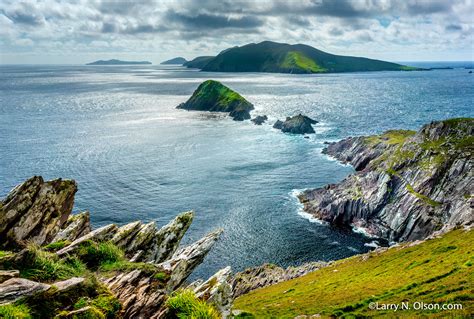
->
[201,41,420,74]
[235,228,473,318]
[177,80,253,113]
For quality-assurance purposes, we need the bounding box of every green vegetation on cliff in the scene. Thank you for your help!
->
[199,41,420,74]
[235,227,474,318]
[177,80,254,120]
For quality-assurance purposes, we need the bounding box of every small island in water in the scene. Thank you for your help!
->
[86,59,152,65]
[160,57,187,65]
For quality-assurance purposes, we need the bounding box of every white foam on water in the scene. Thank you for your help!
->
[364,241,380,248]
[289,189,328,225]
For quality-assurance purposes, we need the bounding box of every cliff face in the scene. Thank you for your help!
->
[299,118,473,242]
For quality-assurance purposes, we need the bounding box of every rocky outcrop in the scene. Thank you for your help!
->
[177,80,254,121]
[299,118,474,242]
[0,176,77,248]
[0,176,233,318]
[52,211,91,243]
[0,278,50,304]
[193,266,233,317]
[232,261,328,298]
[251,115,268,125]
[273,114,318,134]
[160,228,223,291]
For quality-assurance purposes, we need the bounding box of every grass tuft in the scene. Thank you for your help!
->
[0,303,31,319]
[166,289,220,319]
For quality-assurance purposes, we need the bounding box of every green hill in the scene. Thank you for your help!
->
[200,41,419,74]
[177,80,254,121]
[234,227,473,318]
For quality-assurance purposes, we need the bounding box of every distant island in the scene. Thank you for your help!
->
[86,59,152,65]
[183,56,215,69]
[160,57,188,65]
[184,41,420,74]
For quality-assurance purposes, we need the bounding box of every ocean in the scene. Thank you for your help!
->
[1,64,472,279]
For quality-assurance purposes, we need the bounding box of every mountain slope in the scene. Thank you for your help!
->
[160,57,187,65]
[184,56,215,69]
[201,41,418,74]
[234,227,474,318]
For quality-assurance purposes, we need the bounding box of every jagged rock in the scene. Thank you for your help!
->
[122,222,157,259]
[160,229,223,291]
[0,270,19,284]
[53,211,91,243]
[0,278,50,304]
[103,229,224,318]
[111,221,142,249]
[232,262,328,297]
[57,224,118,256]
[251,115,268,125]
[194,266,233,318]
[102,268,168,318]
[0,176,77,248]
[300,118,474,242]
[149,211,194,263]
[273,114,318,134]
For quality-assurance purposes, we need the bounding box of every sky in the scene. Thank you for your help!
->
[0,0,473,64]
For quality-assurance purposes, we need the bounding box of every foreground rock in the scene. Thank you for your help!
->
[251,115,268,125]
[0,176,77,248]
[177,80,254,121]
[273,114,318,134]
[299,118,474,242]
[0,176,233,318]
[232,261,328,298]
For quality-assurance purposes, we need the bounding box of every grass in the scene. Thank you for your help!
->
[166,289,221,319]
[18,244,87,282]
[182,80,253,113]
[405,183,442,207]
[0,303,31,319]
[280,51,327,73]
[44,240,71,252]
[234,228,474,318]
[364,130,416,146]
[75,241,124,270]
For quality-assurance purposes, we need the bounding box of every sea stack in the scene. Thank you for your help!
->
[177,80,254,121]
[273,114,318,134]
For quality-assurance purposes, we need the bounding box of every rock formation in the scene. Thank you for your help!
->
[299,118,474,242]
[273,114,318,134]
[177,80,254,121]
[0,176,233,318]
[232,261,328,298]
[0,176,77,248]
[251,115,268,125]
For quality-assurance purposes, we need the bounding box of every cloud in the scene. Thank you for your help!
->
[0,0,472,63]
[2,1,45,26]
[165,11,264,29]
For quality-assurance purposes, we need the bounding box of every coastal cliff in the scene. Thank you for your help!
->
[0,177,233,318]
[299,118,473,242]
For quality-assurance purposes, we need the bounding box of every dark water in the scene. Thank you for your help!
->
[0,65,472,279]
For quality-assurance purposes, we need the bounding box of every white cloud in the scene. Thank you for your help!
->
[0,0,472,63]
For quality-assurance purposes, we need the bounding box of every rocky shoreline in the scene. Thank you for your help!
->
[299,118,473,242]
